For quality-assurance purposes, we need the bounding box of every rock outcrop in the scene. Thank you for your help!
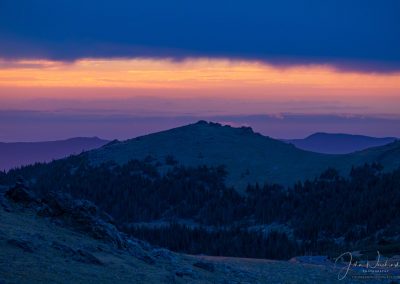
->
[3,181,161,267]
[37,192,126,249]
[4,178,37,205]
[5,183,126,249]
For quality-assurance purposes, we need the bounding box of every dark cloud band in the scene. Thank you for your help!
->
[0,0,399,72]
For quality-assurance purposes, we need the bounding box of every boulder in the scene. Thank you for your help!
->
[0,197,11,212]
[7,238,35,253]
[39,192,74,217]
[36,204,54,217]
[5,184,36,205]
[174,267,197,279]
[127,242,156,265]
[75,249,103,265]
[86,219,126,249]
[151,248,177,262]
[135,253,156,265]
[193,261,215,272]
[52,241,103,265]
[52,241,76,256]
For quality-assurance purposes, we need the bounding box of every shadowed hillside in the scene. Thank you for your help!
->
[88,121,400,190]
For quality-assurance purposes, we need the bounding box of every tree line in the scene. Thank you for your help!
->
[2,154,400,259]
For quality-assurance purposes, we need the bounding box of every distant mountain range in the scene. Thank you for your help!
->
[88,121,400,190]
[285,133,397,154]
[0,137,109,171]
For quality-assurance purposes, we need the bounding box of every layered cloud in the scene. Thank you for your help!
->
[1,0,399,72]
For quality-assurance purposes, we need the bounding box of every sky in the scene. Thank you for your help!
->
[0,0,400,141]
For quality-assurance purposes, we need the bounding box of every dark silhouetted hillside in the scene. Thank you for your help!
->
[88,121,400,189]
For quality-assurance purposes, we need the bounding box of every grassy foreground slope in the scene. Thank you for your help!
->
[0,189,366,284]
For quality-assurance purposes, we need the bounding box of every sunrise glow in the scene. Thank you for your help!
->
[1,59,400,102]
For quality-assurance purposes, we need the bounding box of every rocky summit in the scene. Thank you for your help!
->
[88,121,400,191]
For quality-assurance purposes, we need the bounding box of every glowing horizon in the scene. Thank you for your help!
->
[1,58,400,93]
[0,59,400,118]
[0,2,399,140]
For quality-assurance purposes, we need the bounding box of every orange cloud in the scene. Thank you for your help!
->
[0,58,400,117]
[0,58,399,96]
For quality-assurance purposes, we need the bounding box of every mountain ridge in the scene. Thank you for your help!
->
[285,132,397,154]
[88,121,400,191]
[0,137,109,171]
